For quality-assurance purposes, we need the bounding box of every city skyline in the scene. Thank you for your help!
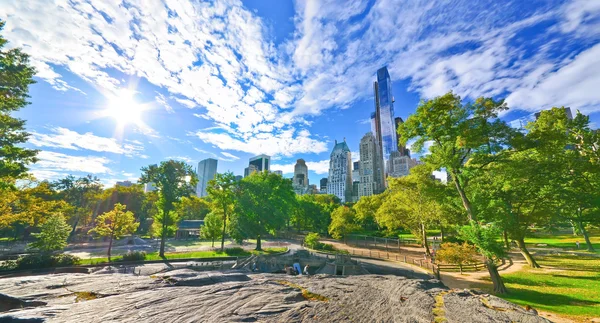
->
[2,1,599,187]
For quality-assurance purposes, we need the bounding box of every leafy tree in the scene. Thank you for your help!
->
[353,194,384,230]
[89,203,139,262]
[140,160,197,257]
[304,232,321,249]
[234,171,296,250]
[436,242,478,274]
[97,184,145,221]
[292,195,331,234]
[28,213,71,252]
[206,172,237,252]
[200,211,223,247]
[328,206,359,240]
[0,20,38,188]
[175,195,211,220]
[460,224,507,293]
[52,175,102,239]
[399,92,516,293]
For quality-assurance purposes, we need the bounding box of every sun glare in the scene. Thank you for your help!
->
[104,90,145,127]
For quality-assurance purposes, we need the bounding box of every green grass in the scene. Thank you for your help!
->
[165,240,232,248]
[79,247,286,266]
[524,234,600,253]
[492,255,600,320]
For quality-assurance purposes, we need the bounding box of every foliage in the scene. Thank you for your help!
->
[1,253,81,271]
[0,20,39,188]
[353,194,384,229]
[435,242,478,267]
[28,213,71,252]
[52,175,103,238]
[200,211,223,247]
[233,171,296,250]
[121,250,147,262]
[206,172,237,251]
[140,160,198,256]
[304,232,321,249]
[459,224,505,262]
[89,203,139,261]
[97,184,146,222]
[175,195,211,220]
[292,194,334,234]
[328,206,359,239]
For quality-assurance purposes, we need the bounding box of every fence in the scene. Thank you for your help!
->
[345,234,442,251]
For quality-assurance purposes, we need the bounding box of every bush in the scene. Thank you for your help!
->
[304,233,320,249]
[121,250,146,262]
[224,247,246,256]
[8,253,81,271]
[319,243,335,251]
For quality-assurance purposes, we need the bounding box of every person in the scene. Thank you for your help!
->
[284,265,292,275]
[576,241,580,249]
[293,262,302,276]
[431,249,436,263]
[251,262,257,272]
[303,264,310,276]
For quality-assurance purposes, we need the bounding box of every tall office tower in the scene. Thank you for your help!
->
[116,180,134,187]
[196,158,218,197]
[372,66,398,176]
[388,151,417,178]
[327,139,353,203]
[293,159,309,187]
[248,154,271,173]
[244,164,258,177]
[320,178,328,193]
[234,175,243,182]
[535,107,573,120]
[359,132,384,197]
[394,117,410,157]
[352,161,360,182]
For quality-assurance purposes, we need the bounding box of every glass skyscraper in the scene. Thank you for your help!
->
[371,66,397,175]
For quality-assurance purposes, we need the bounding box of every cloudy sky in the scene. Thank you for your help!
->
[1,0,599,186]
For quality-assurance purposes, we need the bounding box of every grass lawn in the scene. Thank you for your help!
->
[79,247,287,266]
[165,240,232,248]
[487,255,600,321]
[524,233,600,253]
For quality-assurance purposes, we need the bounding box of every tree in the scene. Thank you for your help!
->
[175,196,211,220]
[200,212,223,247]
[436,242,478,274]
[328,206,359,240]
[460,224,507,293]
[292,194,332,234]
[52,175,102,239]
[140,160,197,257]
[234,171,296,250]
[0,20,38,188]
[28,213,71,252]
[97,184,146,221]
[206,172,237,252]
[399,92,516,294]
[353,194,384,231]
[89,203,139,262]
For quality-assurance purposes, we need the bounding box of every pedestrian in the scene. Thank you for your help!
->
[576,241,580,249]
[431,249,436,263]
[252,262,257,272]
[303,264,310,276]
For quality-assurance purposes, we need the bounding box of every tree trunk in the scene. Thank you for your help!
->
[516,237,540,268]
[440,225,445,242]
[486,260,508,294]
[69,216,80,241]
[212,238,215,248]
[570,220,577,236]
[159,209,167,257]
[220,206,227,252]
[256,234,262,251]
[422,222,431,256]
[503,230,510,249]
[577,221,595,252]
[108,234,114,262]
[451,171,476,222]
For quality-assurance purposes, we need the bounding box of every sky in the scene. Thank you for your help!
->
[1,0,599,187]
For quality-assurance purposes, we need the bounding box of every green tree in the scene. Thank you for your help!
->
[399,92,515,293]
[234,171,296,250]
[140,160,198,257]
[292,194,331,234]
[28,213,71,252]
[89,203,139,262]
[52,175,103,239]
[175,195,211,220]
[206,172,237,252]
[460,224,507,292]
[200,211,223,247]
[0,20,38,188]
[353,194,384,230]
[435,242,478,274]
[97,184,146,221]
[328,206,359,240]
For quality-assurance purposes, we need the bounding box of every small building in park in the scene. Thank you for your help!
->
[176,220,204,239]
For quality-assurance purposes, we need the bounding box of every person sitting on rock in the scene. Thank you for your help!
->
[284,265,293,275]
[303,264,310,276]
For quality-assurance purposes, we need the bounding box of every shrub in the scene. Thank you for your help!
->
[121,250,147,262]
[304,233,320,249]
[224,247,246,256]
[436,242,478,274]
[28,214,71,252]
[10,253,81,270]
[319,243,335,251]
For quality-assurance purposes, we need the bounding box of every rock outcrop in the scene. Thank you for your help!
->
[0,269,551,323]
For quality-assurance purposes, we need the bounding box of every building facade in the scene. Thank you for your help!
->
[249,154,270,172]
[358,132,384,197]
[327,139,353,203]
[352,161,360,182]
[196,158,218,197]
[273,170,283,176]
[293,159,309,187]
[371,66,398,176]
[394,117,410,157]
[388,152,418,178]
[320,178,328,193]
[116,180,134,187]
[144,182,156,193]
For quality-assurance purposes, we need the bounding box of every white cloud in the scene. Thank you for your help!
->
[30,127,144,157]
[167,156,193,163]
[174,97,196,109]
[220,152,239,160]
[34,151,112,174]
[271,159,330,175]
[155,93,174,114]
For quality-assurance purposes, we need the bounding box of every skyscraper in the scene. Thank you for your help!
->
[320,178,328,193]
[372,66,398,176]
[394,117,410,157]
[293,159,309,187]
[387,151,416,178]
[196,158,218,197]
[245,154,270,177]
[352,161,360,182]
[359,132,384,197]
[273,170,283,176]
[327,139,353,203]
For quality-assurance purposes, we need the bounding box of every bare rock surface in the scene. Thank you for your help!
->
[0,269,551,323]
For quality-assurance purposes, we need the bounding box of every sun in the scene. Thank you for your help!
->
[103,90,145,127]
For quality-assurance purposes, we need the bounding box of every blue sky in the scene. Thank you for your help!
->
[1,0,599,186]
